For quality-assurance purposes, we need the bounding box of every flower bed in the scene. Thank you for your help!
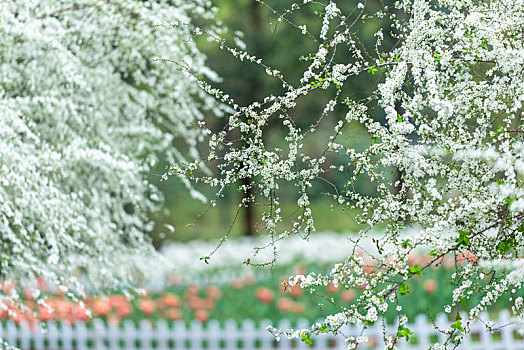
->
[1,249,520,328]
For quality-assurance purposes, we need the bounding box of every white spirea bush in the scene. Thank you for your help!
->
[0,0,221,306]
[167,0,524,348]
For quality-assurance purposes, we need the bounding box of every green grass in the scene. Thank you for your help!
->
[151,195,367,243]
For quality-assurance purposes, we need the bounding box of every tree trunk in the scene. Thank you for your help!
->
[242,0,262,237]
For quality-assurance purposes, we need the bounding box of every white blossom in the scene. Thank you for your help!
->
[0,0,222,306]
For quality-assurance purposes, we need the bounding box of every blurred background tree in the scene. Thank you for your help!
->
[0,0,221,301]
[150,0,395,243]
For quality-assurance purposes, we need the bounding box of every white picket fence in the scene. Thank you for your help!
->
[1,310,523,350]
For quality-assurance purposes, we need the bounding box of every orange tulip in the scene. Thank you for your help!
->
[138,299,155,316]
[162,293,181,308]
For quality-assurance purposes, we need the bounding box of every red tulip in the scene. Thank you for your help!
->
[231,278,244,290]
[326,282,340,294]
[424,279,437,294]
[74,305,90,322]
[38,305,54,322]
[256,287,274,304]
[195,310,208,323]
[277,298,292,312]
[166,308,181,321]
[206,286,222,300]
[244,274,257,286]
[292,302,305,314]
[341,290,356,303]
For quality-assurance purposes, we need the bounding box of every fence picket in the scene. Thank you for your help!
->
[123,319,137,350]
[500,310,516,350]
[364,321,384,350]
[294,319,309,350]
[62,322,74,350]
[47,322,59,350]
[189,321,204,349]
[277,319,292,350]
[414,315,429,350]
[206,320,221,350]
[478,311,494,350]
[107,322,120,350]
[74,322,89,350]
[5,320,16,346]
[18,321,30,350]
[435,313,448,346]
[139,320,154,349]
[93,318,106,350]
[173,320,188,349]
[224,320,239,350]
[461,321,474,350]
[156,319,170,350]
[259,319,275,349]
[241,319,257,350]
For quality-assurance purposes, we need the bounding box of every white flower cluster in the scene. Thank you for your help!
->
[170,0,524,348]
[0,0,222,306]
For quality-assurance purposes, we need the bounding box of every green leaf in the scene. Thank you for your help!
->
[450,319,463,332]
[408,265,423,277]
[309,77,327,88]
[456,230,471,246]
[301,332,313,346]
[497,235,517,254]
[497,241,509,253]
[398,326,413,340]
[504,196,516,205]
[399,283,411,296]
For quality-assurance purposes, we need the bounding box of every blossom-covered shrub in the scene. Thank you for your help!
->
[165,0,524,348]
[0,0,222,309]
